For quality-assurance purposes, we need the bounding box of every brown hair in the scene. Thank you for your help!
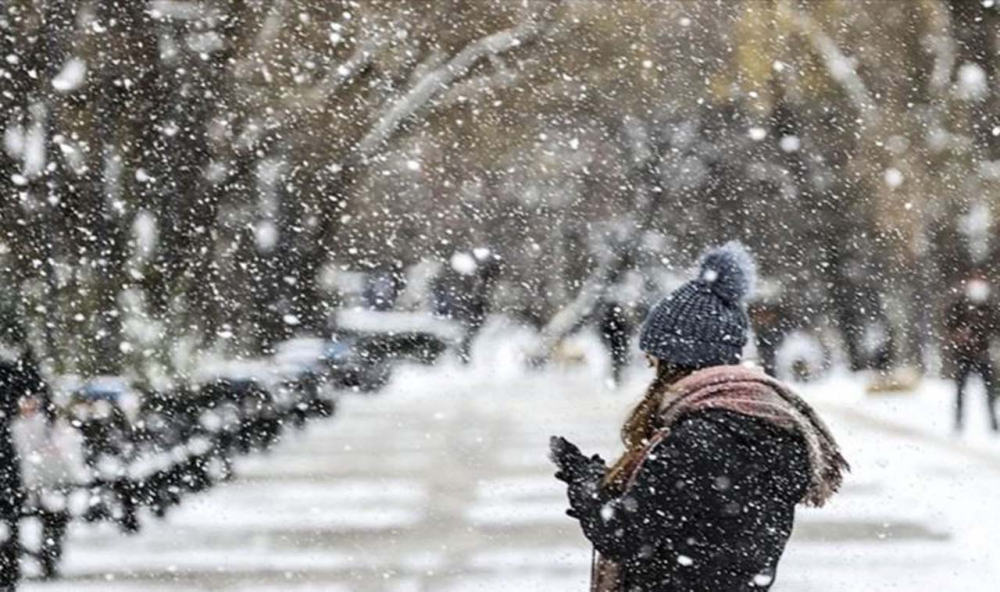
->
[603,360,693,490]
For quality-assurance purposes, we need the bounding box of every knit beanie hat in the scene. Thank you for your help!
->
[639,242,757,368]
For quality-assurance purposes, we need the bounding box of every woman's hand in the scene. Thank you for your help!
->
[549,436,607,519]
[549,436,605,481]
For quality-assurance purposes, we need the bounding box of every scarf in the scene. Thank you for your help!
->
[592,365,849,592]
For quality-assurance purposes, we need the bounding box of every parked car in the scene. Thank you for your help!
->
[323,336,392,392]
[271,335,385,392]
[271,339,337,425]
[335,309,462,364]
[324,309,464,392]
[67,377,139,470]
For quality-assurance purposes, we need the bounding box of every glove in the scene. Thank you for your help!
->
[549,436,607,520]
[549,436,605,483]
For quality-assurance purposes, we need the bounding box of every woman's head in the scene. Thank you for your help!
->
[605,242,756,488]
[638,242,756,369]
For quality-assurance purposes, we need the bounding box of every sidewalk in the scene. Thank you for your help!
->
[21,363,1000,591]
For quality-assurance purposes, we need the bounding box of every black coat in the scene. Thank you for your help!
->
[1,362,26,590]
[0,361,25,520]
[945,296,998,364]
[576,409,811,592]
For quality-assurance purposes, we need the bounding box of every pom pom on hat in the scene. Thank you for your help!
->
[697,241,757,305]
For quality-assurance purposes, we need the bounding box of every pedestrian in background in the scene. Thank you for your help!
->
[1,357,27,591]
[597,299,631,388]
[432,249,501,364]
[550,242,848,592]
[945,274,1000,433]
[748,283,788,378]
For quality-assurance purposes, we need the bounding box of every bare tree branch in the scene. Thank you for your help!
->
[355,1,563,159]
[231,33,383,158]
[434,64,522,110]
[781,1,881,129]
[297,35,383,108]
[923,0,957,96]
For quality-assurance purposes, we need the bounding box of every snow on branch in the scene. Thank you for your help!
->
[435,53,538,111]
[355,1,563,159]
[298,35,382,108]
[922,0,956,97]
[233,35,382,157]
[782,2,881,129]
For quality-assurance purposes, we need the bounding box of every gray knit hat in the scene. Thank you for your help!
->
[639,242,757,368]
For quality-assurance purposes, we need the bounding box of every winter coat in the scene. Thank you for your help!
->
[581,409,809,591]
[945,296,998,364]
[573,366,846,592]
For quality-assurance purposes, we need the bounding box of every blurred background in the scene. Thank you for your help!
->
[3,0,1000,590]
[7,0,1000,375]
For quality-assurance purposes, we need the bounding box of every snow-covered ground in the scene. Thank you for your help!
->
[19,336,1000,591]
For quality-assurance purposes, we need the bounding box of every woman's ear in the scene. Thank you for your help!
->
[646,355,657,370]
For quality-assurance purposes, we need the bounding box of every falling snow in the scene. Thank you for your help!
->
[3,2,1000,591]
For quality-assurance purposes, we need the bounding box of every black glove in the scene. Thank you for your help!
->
[549,436,606,519]
[549,436,605,482]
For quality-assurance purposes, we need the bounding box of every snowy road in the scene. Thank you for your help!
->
[20,363,1000,591]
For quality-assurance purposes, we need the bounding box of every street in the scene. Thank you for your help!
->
[21,361,1000,591]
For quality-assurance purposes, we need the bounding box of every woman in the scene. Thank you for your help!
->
[550,242,848,592]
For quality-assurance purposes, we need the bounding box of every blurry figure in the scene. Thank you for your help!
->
[430,265,462,319]
[363,267,405,311]
[13,396,83,580]
[597,270,645,387]
[16,348,54,424]
[597,300,631,387]
[748,280,790,377]
[0,362,24,590]
[460,249,501,364]
[432,248,502,364]
[862,309,897,373]
[831,257,896,371]
[68,382,137,472]
[852,286,896,372]
[0,347,47,590]
[944,277,1000,433]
